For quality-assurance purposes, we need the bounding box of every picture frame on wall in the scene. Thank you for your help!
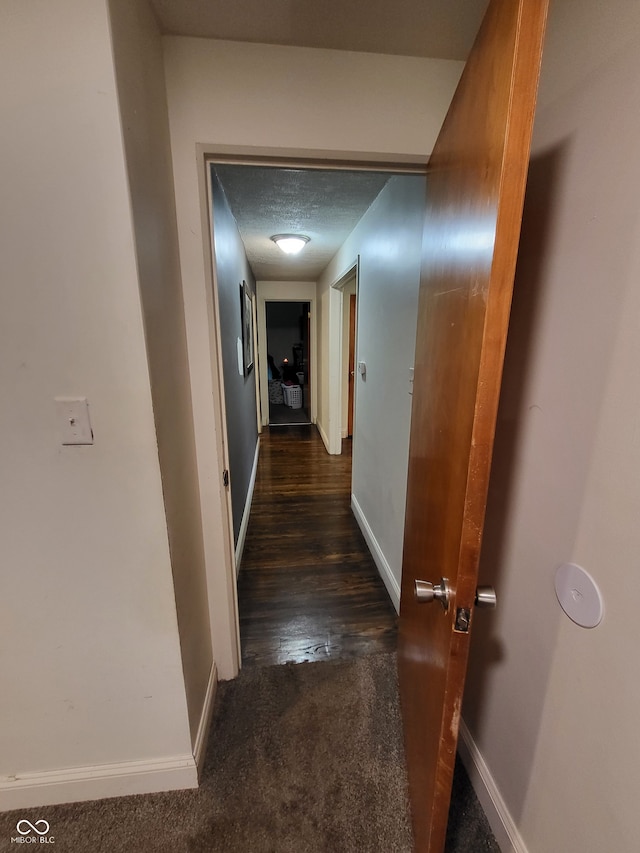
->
[240,280,254,375]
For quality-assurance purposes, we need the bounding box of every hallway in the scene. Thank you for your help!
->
[238,426,398,666]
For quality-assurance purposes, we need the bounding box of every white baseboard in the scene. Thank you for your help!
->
[458,719,528,853]
[0,754,198,812]
[193,662,218,778]
[235,437,260,576]
[350,494,400,612]
[316,419,331,454]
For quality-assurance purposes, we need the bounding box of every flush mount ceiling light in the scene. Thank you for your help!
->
[270,234,310,255]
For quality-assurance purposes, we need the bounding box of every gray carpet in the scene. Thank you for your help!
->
[0,654,499,852]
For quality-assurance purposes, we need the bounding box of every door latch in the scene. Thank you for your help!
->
[454,586,497,633]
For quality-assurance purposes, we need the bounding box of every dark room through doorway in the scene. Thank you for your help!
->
[265,300,311,425]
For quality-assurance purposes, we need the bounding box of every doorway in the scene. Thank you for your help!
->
[208,160,426,631]
[335,267,358,443]
[265,300,311,425]
[203,151,504,848]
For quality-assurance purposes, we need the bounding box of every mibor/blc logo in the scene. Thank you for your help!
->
[11,820,54,844]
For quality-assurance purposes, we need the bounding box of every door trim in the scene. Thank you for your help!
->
[327,261,359,455]
[202,144,428,174]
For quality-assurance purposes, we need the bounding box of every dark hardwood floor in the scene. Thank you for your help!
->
[238,425,398,666]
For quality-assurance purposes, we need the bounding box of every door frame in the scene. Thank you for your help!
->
[197,149,425,679]
[328,261,359,455]
[347,293,357,438]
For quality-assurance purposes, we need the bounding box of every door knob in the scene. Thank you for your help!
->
[415,578,451,612]
[475,586,497,608]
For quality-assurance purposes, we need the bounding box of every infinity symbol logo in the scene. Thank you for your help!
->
[16,819,50,836]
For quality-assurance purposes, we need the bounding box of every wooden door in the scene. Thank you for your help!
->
[398,1,549,850]
[347,293,356,438]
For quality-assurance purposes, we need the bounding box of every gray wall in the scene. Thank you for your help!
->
[211,169,259,544]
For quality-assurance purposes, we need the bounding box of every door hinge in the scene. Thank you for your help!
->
[222,469,229,488]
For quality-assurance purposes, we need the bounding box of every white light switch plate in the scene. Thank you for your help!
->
[55,397,93,445]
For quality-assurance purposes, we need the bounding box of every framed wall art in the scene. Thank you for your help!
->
[240,280,254,375]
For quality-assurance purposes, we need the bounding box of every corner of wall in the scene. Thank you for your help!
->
[234,437,260,574]
[316,418,331,454]
[193,661,218,777]
[351,495,401,612]
[457,720,528,853]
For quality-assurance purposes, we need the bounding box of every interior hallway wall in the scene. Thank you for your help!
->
[162,37,463,675]
[317,175,427,610]
[0,0,194,809]
[462,0,640,849]
[210,170,258,545]
[108,0,212,751]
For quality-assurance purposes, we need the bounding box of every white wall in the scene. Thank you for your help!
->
[164,37,463,161]
[162,37,463,674]
[0,0,194,809]
[108,0,213,754]
[462,1,640,850]
[317,176,427,609]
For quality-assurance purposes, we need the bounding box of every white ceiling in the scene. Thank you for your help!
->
[213,165,403,280]
[150,0,487,61]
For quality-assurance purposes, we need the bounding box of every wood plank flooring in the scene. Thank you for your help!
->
[238,425,398,666]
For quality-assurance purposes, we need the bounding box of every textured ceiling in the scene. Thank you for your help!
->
[213,165,401,280]
[150,0,488,61]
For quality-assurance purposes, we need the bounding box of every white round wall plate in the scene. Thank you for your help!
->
[554,562,604,628]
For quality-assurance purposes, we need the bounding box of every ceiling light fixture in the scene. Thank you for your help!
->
[270,234,310,255]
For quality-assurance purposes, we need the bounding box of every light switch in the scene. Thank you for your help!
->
[358,361,367,379]
[55,397,94,445]
[409,367,415,396]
